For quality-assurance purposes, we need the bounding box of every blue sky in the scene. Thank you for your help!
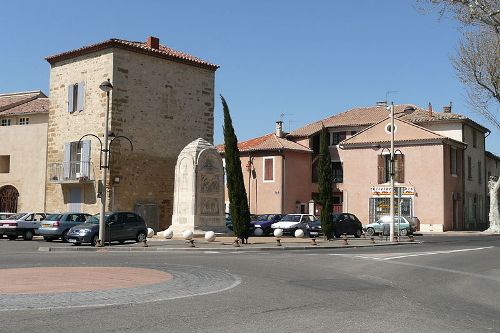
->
[1,0,498,154]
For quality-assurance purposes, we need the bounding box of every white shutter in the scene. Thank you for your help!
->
[81,140,91,178]
[67,85,74,113]
[77,82,85,112]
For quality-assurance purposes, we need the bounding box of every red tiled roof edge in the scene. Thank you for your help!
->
[45,39,219,71]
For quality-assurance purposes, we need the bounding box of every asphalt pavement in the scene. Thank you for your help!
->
[0,233,498,333]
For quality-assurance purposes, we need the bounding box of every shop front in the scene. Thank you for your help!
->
[369,186,415,224]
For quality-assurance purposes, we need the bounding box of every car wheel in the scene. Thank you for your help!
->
[136,231,147,243]
[91,234,99,247]
[61,230,69,243]
[354,229,362,238]
[23,230,34,241]
[366,228,375,237]
[7,235,17,240]
[43,236,53,242]
[399,228,408,236]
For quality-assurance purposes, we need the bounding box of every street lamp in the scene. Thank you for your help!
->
[388,102,395,242]
[98,79,113,247]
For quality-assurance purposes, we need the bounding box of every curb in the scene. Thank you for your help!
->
[39,240,422,253]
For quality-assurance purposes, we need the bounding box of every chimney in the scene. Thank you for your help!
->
[146,36,160,49]
[275,121,283,138]
[428,102,433,117]
[376,101,387,107]
[443,102,452,113]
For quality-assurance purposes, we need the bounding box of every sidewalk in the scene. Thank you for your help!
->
[39,235,421,252]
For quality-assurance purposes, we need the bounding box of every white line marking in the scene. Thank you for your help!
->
[381,246,494,260]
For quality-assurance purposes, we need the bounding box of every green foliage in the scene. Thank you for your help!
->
[318,125,334,239]
[221,95,251,241]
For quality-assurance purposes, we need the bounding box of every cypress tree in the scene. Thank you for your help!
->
[318,125,334,240]
[221,95,251,243]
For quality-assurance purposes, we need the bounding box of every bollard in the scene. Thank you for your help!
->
[395,235,399,243]
[362,233,366,239]
[141,239,148,247]
[310,238,318,246]
[370,237,375,244]
[186,239,195,247]
[276,238,282,246]
[409,235,414,242]
[233,239,240,247]
[342,233,348,245]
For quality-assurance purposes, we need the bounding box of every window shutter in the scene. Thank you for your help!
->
[396,155,405,183]
[377,155,384,184]
[63,143,71,179]
[81,140,91,178]
[77,82,85,112]
[67,85,74,113]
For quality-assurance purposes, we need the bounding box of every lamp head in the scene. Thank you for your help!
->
[99,80,113,92]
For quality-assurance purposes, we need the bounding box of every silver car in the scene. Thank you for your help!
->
[37,213,91,242]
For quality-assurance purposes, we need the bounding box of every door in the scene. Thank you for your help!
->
[68,187,82,212]
[107,213,125,241]
[0,185,19,212]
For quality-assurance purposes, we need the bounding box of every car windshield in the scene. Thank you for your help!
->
[331,214,342,221]
[45,214,63,221]
[5,213,27,220]
[281,215,301,222]
[256,215,270,221]
[86,214,111,224]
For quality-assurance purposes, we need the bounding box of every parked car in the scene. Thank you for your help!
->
[329,213,364,238]
[301,220,322,237]
[271,214,317,235]
[66,212,148,246]
[0,212,15,220]
[0,212,49,240]
[251,214,283,235]
[37,212,92,242]
[364,216,414,236]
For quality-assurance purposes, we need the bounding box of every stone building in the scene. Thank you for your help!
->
[44,36,218,230]
[0,91,49,212]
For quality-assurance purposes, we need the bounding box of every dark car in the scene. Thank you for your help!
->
[329,213,363,238]
[67,212,148,246]
[303,220,322,238]
[251,214,283,235]
[37,212,91,242]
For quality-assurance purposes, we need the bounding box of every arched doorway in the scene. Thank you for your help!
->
[0,185,19,212]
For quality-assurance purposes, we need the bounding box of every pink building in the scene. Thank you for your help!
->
[220,103,491,232]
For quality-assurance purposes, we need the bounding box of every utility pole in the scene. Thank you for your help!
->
[389,102,395,242]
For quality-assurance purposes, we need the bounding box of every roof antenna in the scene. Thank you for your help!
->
[385,90,399,104]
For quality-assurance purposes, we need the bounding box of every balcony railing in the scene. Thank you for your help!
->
[48,161,95,183]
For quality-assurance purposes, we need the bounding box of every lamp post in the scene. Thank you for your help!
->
[98,79,113,247]
[388,102,395,242]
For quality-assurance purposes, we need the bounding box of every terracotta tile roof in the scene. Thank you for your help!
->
[45,37,219,71]
[0,91,48,116]
[217,133,312,154]
[287,103,488,138]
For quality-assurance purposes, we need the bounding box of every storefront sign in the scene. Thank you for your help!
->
[371,186,415,196]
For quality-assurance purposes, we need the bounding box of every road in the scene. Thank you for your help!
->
[0,235,498,332]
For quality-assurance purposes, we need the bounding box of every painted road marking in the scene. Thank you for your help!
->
[380,246,494,261]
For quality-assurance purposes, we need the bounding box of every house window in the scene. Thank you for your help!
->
[1,119,11,126]
[0,155,10,173]
[332,161,343,183]
[67,82,85,113]
[63,140,91,180]
[478,161,482,184]
[467,156,472,180]
[378,154,404,183]
[450,147,457,175]
[263,157,274,182]
[472,130,477,148]
[19,117,29,125]
[332,132,346,145]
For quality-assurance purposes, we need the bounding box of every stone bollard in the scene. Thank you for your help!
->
[409,235,414,242]
[187,239,196,247]
[141,239,148,247]
[370,237,375,244]
[310,238,318,246]
[342,233,348,245]
[233,239,240,247]
[395,236,399,243]
[276,238,282,246]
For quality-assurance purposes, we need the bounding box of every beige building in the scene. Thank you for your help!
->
[0,91,49,212]
[44,36,218,230]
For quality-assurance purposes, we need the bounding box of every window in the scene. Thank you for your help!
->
[450,147,457,175]
[63,140,91,180]
[378,154,404,183]
[332,132,346,145]
[67,82,85,113]
[472,130,477,148]
[332,162,343,183]
[19,117,29,125]
[0,155,10,173]
[478,161,482,184]
[263,157,274,182]
[467,156,472,180]
[1,119,11,126]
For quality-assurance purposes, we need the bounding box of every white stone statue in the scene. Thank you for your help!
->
[171,138,225,235]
